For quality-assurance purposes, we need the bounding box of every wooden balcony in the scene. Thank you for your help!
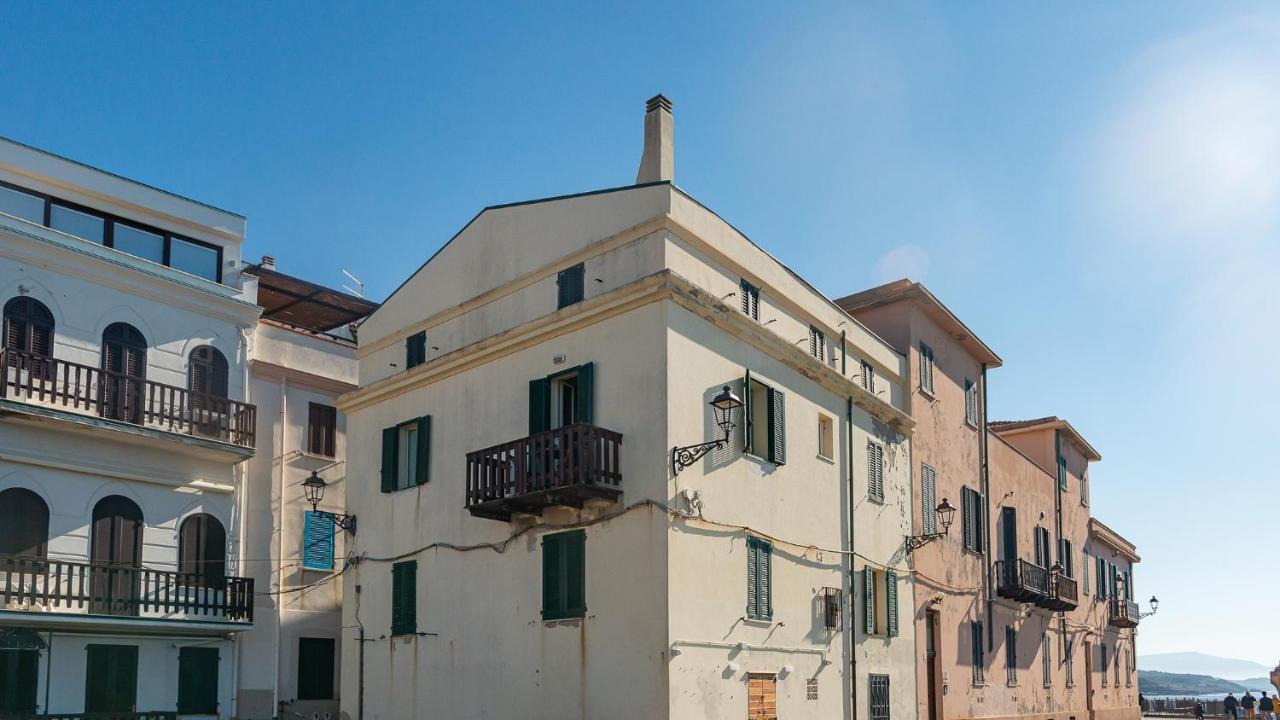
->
[996,559,1051,604]
[0,348,256,448]
[8,714,176,720]
[1043,574,1079,611]
[465,423,623,521]
[0,554,253,623]
[1109,599,1140,628]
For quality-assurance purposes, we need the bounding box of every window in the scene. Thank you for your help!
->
[748,674,778,720]
[806,678,819,701]
[861,360,875,393]
[50,204,104,244]
[543,530,586,620]
[100,323,147,424]
[919,342,935,395]
[1100,644,1109,687]
[740,279,760,320]
[809,325,825,362]
[1065,637,1075,686]
[965,379,979,426]
[743,371,785,465]
[746,537,773,620]
[1034,527,1052,568]
[0,640,38,714]
[1006,625,1018,685]
[303,511,335,570]
[178,513,226,589]
[962,486,984,554]
[177,646,219,714]
[921,464,937,534]
[0,488,49,560]
[1125,648,1132,687]
[1096,556,1108,600]
[1083,552,1090,594]
[307,403,337,457]
[0,184,44,223]
[862,566,898,636]
[817,414,834,460]
[380,416,431,492]
[84,644,138,712]
[1059,539,1075,578]
[0,180,223,282]
[1057,452,1068,492]
[405,331,426,369]
[297,637,336,700]
[391,560,417,635]
[1043,634,1052,687]
[869,674,891,720]
[971,621,986,685]
[867,441,885,502]
[3,296,55,360]
[188,345,228,398]
[1114,645,1121,687]
[557,262,585,309]
[529,363,594,433]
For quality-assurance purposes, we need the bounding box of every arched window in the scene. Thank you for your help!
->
[178,513,226,589]
[0,488,49,560]
[89,495,143,616]
[188,346,228,398]
[100,323,146,423]
[3,297,54,367]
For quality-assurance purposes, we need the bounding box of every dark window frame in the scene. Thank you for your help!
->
[307,402,337,458]
[296,637,336,700]
[178,513,227,590]
[542,529,587,621]
[739,279,760,320]
[556,263,585,309]
[0,178,224,284]
[391,560,417,635]
[405,331,426,369]
[869,674,891,720]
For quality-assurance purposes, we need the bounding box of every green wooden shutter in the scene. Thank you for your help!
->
[886,570,898,637]
[542,533,561,619]
[0,649,39,715]
[1096,556,1107,598]
[392,561,416,634]
[760,540,772,619]
[863,566,875,635]
[746,538,759,618]
[961,487,974,551]
[743,370,753,454]
[566,530,586,616]
[415,416,431,485]
[177,646,219,714]
[543,530,585,620]
[576,362,594,424]
[922,465,937,534]
[767,387,786,465]
[529,378,550,435]
[296,637,336,700]
[380,426,398,492]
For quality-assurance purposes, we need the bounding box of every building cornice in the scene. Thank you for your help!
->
[1089,518,1140,562]
[250,359,358,395]
[0,437,235,495]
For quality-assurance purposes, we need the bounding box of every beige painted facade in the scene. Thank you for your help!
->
[840,281,1143,720]
[338,99,919,720]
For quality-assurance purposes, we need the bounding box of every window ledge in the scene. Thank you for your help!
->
[868,495,885,505]
[919,387,936,401]
[741,617,775,627]
[964,420,979,430]
[816,453,834,464]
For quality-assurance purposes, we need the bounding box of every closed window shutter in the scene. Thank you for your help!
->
[760,541,772,619]
[177,647,219,714]
[746,539,759,618]
[1034,529,1043,567]
[1096,556,1106,598]
[868,443,884,501]
[921,465,937,534]
[392,562,417,634]
[863,566,875,635]
[767,388,786,465]
[886,570,898,636]
[543,534,562,619]
[3,315,26,351]
[557,263,585,309]
[529,378,550,435]
[1083,552,1090,593]
[414,416,431,485]
[961,487,974,551]
[380,426,398,492]
[743,371,753,454]
[565,531,586,615]
[303,511,335,570]
[576,362,594,425]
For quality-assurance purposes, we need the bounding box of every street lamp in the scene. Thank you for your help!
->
[1140,595,1159,619]
[303,470,358,534]
[905,498,957,553]
[671,386,744,476]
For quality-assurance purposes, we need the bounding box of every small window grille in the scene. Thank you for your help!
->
[806,678,819,701]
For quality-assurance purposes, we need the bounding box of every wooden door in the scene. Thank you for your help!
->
[84,644,138,713]
[926,611,941,720]
[101,324,146,424]
[1084,641,1096,719]
[0,649,39,715]
[89,496,143,616]
[748,673,778,719]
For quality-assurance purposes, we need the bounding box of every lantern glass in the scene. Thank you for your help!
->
[935,498,956,533]
[1149,596,1159,613]
[709,385,743,437]
[303,471,326,508]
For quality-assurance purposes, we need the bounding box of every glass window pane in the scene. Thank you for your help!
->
[50,204,105,244]
[170,237,219,281]
[0,185,45,224]
[112,222,164,263]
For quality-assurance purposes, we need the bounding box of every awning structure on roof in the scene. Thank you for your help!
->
[243,263,380,333]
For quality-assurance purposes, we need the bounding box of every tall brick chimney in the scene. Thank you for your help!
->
[636,94,674,184]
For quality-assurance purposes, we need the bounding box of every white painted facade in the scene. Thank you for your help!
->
[339,101,920,720]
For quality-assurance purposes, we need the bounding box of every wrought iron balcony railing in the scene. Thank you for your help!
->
[1109,599,1140,628]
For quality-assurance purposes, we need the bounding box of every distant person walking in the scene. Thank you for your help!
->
[1259,692,1275,720]
[1196,701,1206,720]
[1243,691,1257,720]
[1226,692,1240,720]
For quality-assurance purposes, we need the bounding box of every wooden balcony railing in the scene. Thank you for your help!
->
[7,714,177,720]
[0,554,253,622]
[996,559,1051,603]
[465,423,623,521]
[0,348,256,448]
[1109,599,1140,628]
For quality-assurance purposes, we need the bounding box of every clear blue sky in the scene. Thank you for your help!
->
[3,2,1276,665]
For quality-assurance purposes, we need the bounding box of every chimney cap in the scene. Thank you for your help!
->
[260,255,276,268]
[645,94,673,113]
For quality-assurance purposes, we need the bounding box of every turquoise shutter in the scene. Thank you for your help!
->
[380,426,398,492]
[746,538,759,618]
[886,570,898,636]
[863,566,875,635]
[767,387,785,465]
[576,362,594,424]
[415,416,431,485]
[529,378,550,435]
[743,370,753,454]
[303,511,335,570]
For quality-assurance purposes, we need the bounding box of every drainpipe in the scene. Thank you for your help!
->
[43,631,52,714]
[232,325,252,719]
[980,364,993,650]
[845,395,856,717]
[275,374,288,714]
[840,329,847,376]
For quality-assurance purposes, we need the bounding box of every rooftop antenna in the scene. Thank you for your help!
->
[341,268,365,298]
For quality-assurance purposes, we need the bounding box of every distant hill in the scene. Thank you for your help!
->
[1139,670,1245,696]
[1238,678,1276,692]
[1139,652,1272,682]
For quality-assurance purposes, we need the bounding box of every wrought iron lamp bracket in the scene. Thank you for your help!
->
[671,430,731,476]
